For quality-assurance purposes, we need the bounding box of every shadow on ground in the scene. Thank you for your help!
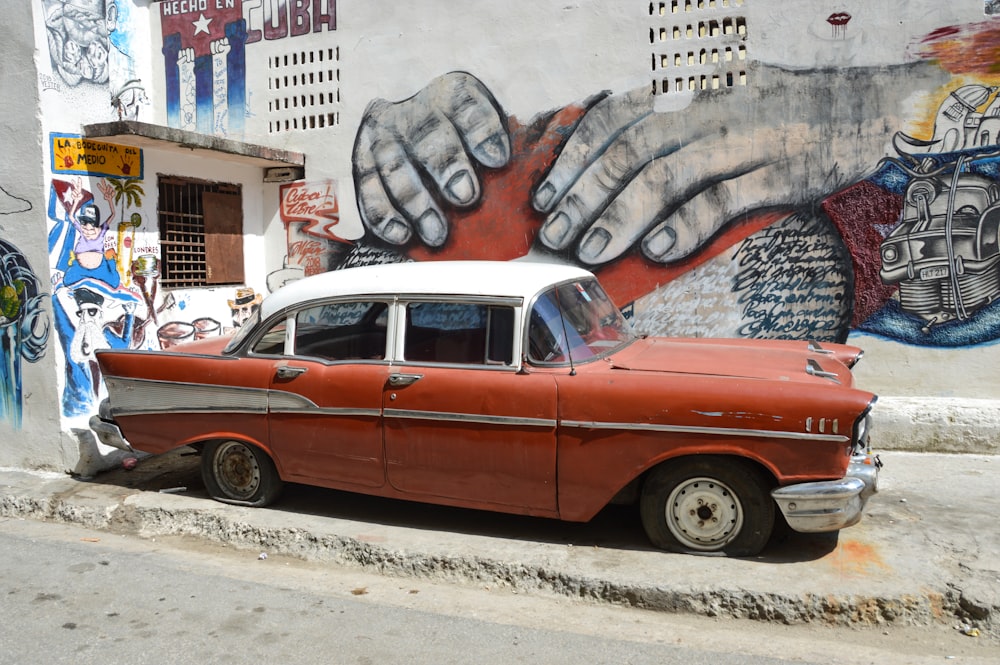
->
[87,447,838,562]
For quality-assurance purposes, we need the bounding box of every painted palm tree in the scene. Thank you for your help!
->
[107,177,145,287]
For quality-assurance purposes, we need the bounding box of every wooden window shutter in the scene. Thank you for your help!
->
[202,191,244,285]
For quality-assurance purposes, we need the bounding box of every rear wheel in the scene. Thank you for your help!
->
[640,457,774,556]
[202,440,283,507]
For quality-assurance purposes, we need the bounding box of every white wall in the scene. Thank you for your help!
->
[0,0,67,470]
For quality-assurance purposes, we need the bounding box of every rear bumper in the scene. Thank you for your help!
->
[88,399,134,453]
[771,453,881,533]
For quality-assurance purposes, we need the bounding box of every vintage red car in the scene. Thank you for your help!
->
[91,260,880,556]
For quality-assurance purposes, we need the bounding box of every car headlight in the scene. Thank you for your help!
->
[882,245,898,263]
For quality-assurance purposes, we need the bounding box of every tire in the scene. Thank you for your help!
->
[639,457,774,557]
[201,440,284,507]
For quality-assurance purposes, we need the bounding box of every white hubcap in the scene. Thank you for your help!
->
[665,477,743,551]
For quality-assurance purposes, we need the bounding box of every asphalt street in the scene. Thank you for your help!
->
[1,449,997,642]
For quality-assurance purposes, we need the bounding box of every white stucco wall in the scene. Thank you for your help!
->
[0,1,66,470]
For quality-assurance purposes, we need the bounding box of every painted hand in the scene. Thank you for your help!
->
[532,62,945,266]
[352,72,511,247]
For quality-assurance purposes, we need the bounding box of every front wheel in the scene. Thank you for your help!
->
[639,457,774,557]
[202,440,283,507]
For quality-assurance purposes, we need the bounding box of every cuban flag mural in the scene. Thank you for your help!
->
[160,1,247,137]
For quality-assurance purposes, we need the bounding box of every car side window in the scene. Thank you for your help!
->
[251,320,287,355]
[293,301,388,361]
[404,302,514,365]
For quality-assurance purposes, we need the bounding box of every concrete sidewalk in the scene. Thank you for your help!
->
[1,450,997,641]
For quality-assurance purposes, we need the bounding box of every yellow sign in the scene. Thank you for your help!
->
[50,133,143,179]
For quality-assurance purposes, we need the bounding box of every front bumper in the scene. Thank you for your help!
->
[88,398,134,453]
[770,453,881,533]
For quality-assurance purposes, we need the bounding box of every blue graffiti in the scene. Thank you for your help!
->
[0,239,50,430]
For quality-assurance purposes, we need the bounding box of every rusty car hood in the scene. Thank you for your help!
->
[606,337,856,385]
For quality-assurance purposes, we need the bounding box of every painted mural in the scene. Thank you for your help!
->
[44,135,263,417]
[45,172,222,416]
[145,3,1000,351]
[1,190,50,430]
[341,20,1000,350]
[159,0,337,138]
[268,179,348,291]
[48,170,142,416]
[41,0,147,121]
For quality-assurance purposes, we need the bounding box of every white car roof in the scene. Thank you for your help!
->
[260,260,595,318]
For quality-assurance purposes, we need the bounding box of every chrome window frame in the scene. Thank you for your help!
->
[391,295,523,370]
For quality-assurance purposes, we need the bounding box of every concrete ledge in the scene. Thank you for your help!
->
[872,397,1000,454]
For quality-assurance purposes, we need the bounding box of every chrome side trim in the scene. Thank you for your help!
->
[381,410,846,442]
[104,377,848,444]
[106,380,382,419]
[96,348,240,361]
[104,377,268,416]
[560,419,848,443]
[267,389,319,411]
[266,390,377,418]
[271,405,382,418]
[384,408,557,428]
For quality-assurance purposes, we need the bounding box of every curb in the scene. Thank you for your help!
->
[873,397,1000,455]
[1,456,997,641]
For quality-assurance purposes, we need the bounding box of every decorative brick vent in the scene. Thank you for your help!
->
[649,0,748,95]
[268,47,341,133]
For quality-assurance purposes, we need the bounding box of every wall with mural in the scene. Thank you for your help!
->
[33,1,156,473]
[26,1,278,474]
[178,0,999,401]
[43,136,268,418]
[8,0,1000,472]
[139,0,1000,405]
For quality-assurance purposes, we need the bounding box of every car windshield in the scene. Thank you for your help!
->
[527,278,636,364]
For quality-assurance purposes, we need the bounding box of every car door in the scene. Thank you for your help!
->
[382,300,559,514]
[262,300,392,489]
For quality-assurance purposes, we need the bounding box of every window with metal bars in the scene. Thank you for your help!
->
[157,176,245,288]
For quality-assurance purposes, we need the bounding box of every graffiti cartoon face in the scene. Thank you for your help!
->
[70,287,109,363]
[229,288,263,329]
[78,204,102,241]
[0,239,48,360]
[44,0,116,85]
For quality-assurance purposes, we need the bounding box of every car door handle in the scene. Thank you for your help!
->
[276,366,307,379]
[388,373,423,387]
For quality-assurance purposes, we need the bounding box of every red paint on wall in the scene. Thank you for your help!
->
[160,2,242,57]
[916,23,1000,76]
[410,105,784,307]
[821,181,902,325]
[409,105,586,264]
